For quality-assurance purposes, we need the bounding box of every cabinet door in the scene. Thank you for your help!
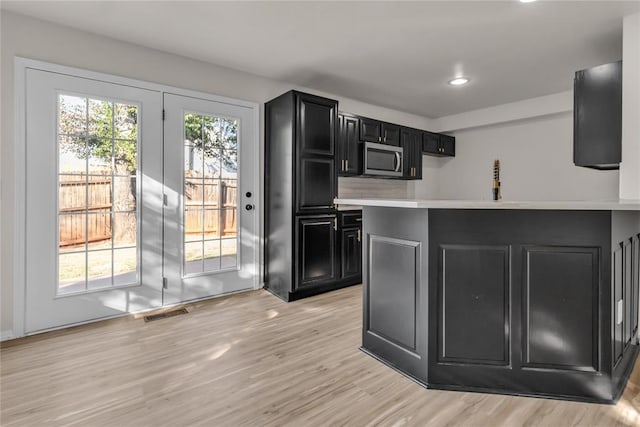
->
[423,131,440,155]
[412,131,423,179]
[296,215,337,288]
[341,227,362,280]
[338,114,361,176]
[338,114,345,167]
[382,123,401,146]
[297,93,337,156]
[297,157,336,213]
[440,134,456,156]
[401,128,422,180]
[360,117,381,143]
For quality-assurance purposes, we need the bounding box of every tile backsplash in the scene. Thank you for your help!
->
[338,177,410,199]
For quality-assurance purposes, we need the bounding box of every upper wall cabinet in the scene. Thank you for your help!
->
[359,117,400,146]
[336,111,456,180]
[423,131,455,157]
[338,113,362,176]
[573,60,622,170]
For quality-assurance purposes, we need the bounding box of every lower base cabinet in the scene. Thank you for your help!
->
[267,210,362,302]
[296,215,338,289]
[340,211,362,281]
[341,228,362,279]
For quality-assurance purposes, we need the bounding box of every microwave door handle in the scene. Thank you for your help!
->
[394,152,401,172]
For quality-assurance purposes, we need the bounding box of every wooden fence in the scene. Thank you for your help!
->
[58,176,238,247]
[184,179,237,237]
[59,175,112,247]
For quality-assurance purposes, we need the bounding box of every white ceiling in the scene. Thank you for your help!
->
[3,1,640,118]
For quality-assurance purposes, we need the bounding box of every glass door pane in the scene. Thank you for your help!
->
[182,113,238,276]
[57,94,139,294]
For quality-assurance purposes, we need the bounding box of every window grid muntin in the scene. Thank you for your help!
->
[182,112,239,277]
[56,93,140,295]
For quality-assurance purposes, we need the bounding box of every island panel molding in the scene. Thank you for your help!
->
[369,235,421,353]
[521,245,600,373]
[348,199,640,403]
[362,207,428,383]
[438,244,510,366]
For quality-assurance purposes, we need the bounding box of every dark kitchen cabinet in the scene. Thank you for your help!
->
[360,117,381,143]
[423,131,455,157]
[297,157,336,213]
[265,90,360,302]
[440,135,456,156]
[574,61,622,170]
[298,94,336,157]
[340,211,362,281]
[382,123,401,146]
[341,228,361,280]
[296,215,338,289]
[338,113,362,176]
[359,117,400,146]
[401,128,422,179]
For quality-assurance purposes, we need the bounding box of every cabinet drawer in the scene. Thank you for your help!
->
[340,211,362,228]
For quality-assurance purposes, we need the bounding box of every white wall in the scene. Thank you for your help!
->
[0,11,431,336]
[415,112,620,201]
[620,12,640,200]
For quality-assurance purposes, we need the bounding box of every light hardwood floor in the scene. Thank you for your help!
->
[1,285,639,426]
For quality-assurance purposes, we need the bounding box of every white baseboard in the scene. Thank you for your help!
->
[1,330,15,342]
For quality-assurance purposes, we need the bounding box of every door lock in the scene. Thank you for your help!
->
[245,204,254,211]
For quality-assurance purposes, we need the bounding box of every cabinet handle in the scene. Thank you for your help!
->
[357,229,361,242]
[345,159,349,170]
[378,136,381,142]
[333,218,337,231]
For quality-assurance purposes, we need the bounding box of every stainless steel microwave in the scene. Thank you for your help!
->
[363,142,403,177]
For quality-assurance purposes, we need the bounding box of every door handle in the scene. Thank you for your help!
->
[393,152,401,172]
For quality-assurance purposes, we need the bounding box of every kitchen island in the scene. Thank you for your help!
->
[334,198,640,403]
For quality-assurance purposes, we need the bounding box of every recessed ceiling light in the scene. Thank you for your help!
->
[448,77,470,86]
[519,0,537,3]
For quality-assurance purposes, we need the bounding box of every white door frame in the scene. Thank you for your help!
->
[13,57,260,338]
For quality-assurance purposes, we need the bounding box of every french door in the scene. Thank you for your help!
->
[162,94,258,304]
[22,65,258,334]
[24,68,164,333]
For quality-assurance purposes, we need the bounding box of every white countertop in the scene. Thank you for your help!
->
[334,198,640,211]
